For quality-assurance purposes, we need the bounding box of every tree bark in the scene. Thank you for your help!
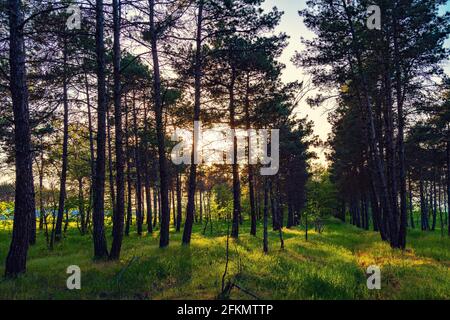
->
[125,100,133,236]
[92,0,109,259]
[132,93,143,235]
[229,66,241,239]
[245,72,257,236]
[110,0,125,260]
[393,5,407,248]
[263,179,269,253]
[149,0,170,247]
[176,171,182,232]
[54,36,69,243]
[447,140,450,236]
[5,0,35,277]
[183,0,204,245]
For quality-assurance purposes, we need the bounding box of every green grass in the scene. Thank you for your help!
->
[0,218,448,300]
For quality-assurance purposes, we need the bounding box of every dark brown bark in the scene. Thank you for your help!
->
[183,0,204,245]
[245,73,256,236]
[153,185,158,228]
[149,0,170,247]
[176,172,182,232]
[85,71,95,231]
[107,110,116,219]
[172,188,176,227]
[54,37,69,243]
[447,140,450,236]
[5,0,35,277]
[92,0,109,259]
[144,168,153,233]
[393,6,407,248]
[78,178,86,235]
[408,172,415,229]
[110,0,125,260]
[142,111,153,234]
[38,151,44,231]
[125,101,133,236]
[229,66,241,239]
[263,179,269,253]
[132,93,143,236]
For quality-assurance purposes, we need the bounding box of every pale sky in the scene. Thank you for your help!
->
[262,0,332,164]
[262,0,450,164]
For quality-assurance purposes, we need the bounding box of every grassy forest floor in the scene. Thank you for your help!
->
[0,218,449,300]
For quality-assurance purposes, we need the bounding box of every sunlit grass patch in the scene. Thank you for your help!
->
[0,217,448,299]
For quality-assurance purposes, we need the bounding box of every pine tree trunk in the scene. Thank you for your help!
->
[393,7,407,249]
[78,178,86,235]
[85,71,95,231]
[92,0,109,259]
[263,179,269,253]
[107,110,116,220]
[245,72,257,236]
[229,66,241,239]
[132,93,143,236]
[153,185,158,228]
[176,172,182,232]
[447,140,450,236]
[55,37,69,243]
[5,0,35,277]
[125,103,133,236]
[110,0,125,260]
[408,173,415,229]
[183,0,204,245]
[149,0,170,248]
[145,169,153,233]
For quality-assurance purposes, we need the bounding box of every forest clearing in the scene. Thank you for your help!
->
[0,218,448,300]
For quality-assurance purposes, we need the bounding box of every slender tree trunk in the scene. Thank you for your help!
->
[432,171,437,231]
[38,155,44,231]
[107,110,116,219]
[263,179,269,253]
[145,169,153,234]
[125,101,133,236]
[153,185,158,228]
[183,0,204,245]
[447,139,450,236]
[78,178,86,235]
[110,0,125,260]
[54,37,69,243]
[149,0,170,248]
[287,201,294,228]
[393,6,407,249]
[245,72,257,236]
[408,172,415,229]
[438,175,444,236]
[85,71,95,231]
[176,171,182,232]
[229,66,241,239]
[171,188,176,227]
[132,93,143,235]
[199,190,203,223]
[143,115,153,234]
[420,175,427,231]
[5,0,35,277]
[92,0,109,259]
